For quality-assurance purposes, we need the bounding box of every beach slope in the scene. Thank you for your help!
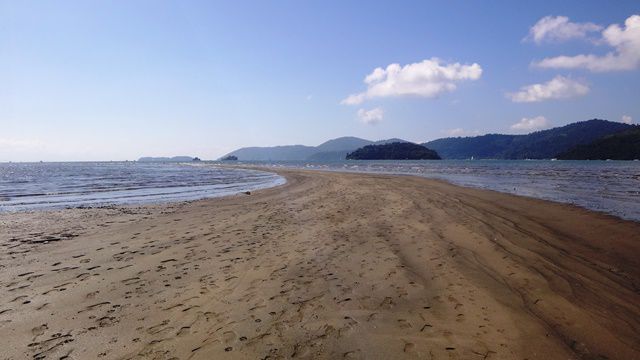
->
[1,169,639,359]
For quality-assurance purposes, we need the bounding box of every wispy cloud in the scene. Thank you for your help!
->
[357,108,384,125]
[534,15,640,72]
[510,116,550,132]
[443,128,480,137]
[526,15,602,44]
[342,58,482,105]
[507,76,589,103]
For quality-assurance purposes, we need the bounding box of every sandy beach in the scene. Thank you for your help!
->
[1,168,639,360]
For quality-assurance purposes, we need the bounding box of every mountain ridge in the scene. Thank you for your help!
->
[557,127,640,160]
[222,137,411,161]
[422,119,634,159]
[222,119,635,161]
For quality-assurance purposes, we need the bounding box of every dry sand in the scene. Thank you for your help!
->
[1,169,639,359]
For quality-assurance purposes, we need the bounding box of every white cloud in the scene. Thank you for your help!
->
[622,115,634,124]
[342,93,366,105]
[445,128,466,136]
[357,108,384,125]
[526,15,602,44]
[511,116,550,132]
[341,58,482,105]
[443,128,480,137]
[507,76,589,103]
[534,15,640,72]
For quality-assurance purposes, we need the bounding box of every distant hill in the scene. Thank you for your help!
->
[557,127,640,160]
[138,156,196,162]
[315,136,373,152]
[307,138,410,161]
[221,119,634,161]
[222,137,410,161]
[423,119,634,159]
[220,145,317,161]
[347,142,441,160]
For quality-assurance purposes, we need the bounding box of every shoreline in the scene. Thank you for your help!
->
[0,164,286,214]
[240,164,640,223]
[1,169,639,359]
[3,160,638,222]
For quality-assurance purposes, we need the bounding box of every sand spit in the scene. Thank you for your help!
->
[1,169,639,359]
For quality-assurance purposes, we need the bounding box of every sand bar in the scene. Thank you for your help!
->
[1,169,639,359]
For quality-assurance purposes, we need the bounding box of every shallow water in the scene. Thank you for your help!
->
[248,159,640,221]
[2,160,638,221]
[0,162,284,212]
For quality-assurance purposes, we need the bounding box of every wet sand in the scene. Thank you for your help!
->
[1,169,639,359]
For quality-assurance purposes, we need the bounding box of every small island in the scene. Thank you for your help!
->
[220,155,238,161]
[346,142,441,160]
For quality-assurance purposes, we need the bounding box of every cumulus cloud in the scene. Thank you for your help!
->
[526,15,602,43]
[622,115,634,124]
[534,15,640,72]
[357,108,384,125]
[507,76,589,102]
[511,116,550,132]
[341,58,482,105]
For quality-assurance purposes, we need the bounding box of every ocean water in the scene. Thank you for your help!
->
[249,160,640,222]
[0,162,284,212]
[2,160,639,222]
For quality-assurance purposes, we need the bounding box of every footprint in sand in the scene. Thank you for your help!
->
[379,297,394,309]
[222,330,237,344]
[177,326,191,337]
[403,342,415,353]
[343,349,362,358]
[397,319,412,329]
[31,324,48,339]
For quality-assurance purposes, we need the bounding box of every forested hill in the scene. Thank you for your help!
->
[222,137,409,161]
[422,119,634,159]
[557,127,640,160]
[222,119,635,161]
[346,142,441,160]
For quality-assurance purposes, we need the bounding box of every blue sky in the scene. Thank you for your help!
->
[1,1,639,161]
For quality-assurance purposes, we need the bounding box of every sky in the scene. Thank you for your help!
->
[1,1,639,161]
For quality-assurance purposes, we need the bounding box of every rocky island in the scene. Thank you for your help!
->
[346,142,441,160]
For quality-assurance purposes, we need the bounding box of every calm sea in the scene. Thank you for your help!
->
[254,160,640,222]
[0,162,284,212]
